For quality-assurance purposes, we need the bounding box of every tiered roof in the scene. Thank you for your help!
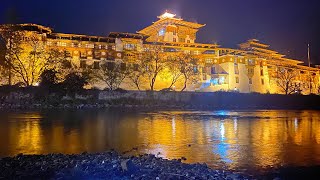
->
[138,12,205,36]
[239,39,303,65]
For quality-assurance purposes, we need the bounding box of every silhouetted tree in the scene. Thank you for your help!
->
[39,69,58,89]
[62,72,88,95]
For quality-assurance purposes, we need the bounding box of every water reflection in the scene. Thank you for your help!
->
[0,110,320,171]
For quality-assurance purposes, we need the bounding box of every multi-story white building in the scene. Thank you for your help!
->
[1,12,319,94]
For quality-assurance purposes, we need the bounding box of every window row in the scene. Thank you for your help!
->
[79,61,139,71]
[47,41,116,50]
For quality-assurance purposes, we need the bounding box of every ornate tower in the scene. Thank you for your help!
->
[138,12,205,43]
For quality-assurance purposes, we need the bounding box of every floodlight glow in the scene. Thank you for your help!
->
[158,12,176,19]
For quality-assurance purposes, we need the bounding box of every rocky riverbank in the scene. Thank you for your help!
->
[0,151,249,180]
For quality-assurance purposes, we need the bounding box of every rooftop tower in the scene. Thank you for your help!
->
[138,12,205,43]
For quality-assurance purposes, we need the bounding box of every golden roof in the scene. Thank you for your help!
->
[138,14,205,35]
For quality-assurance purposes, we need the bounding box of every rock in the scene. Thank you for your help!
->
[226,173,240,180]
[121,159,138,173]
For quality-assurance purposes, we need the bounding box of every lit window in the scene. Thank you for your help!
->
[173,38,177,42]
[173,30,177,35]
[234,63,239,74]
[124,44,135,50]
[47,41,52,46]
[98,45,102,49]
[203,74,207,80]
[211,67,216,74]
[57,42,67,47]
[71,43,75,47]
[184,50,190,54]
[219,76,225,84]
[86,44,94,48]
[101,52,106,56]
[159,29,165,36]
[206,59,213,63]
[212,78,218,85]
[236,77,239,83]
[194,50,200,55]
[112,45,116,50]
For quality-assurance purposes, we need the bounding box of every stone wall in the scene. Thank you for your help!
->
[1,89,320,110]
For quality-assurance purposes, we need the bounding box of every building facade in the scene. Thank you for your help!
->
[1,12,320,94]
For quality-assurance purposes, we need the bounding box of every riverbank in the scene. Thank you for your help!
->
[1,88,320,110]
[2,152,320,180]
[0,151,249,179]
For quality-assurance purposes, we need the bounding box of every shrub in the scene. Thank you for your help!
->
[61,72,88,96]
[39,69,58,89]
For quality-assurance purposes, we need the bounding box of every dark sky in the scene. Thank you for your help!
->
[1,0,319,64]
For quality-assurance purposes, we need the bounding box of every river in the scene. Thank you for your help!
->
[1,109,320,173]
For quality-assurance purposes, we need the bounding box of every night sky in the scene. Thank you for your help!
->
[1,0,319,64]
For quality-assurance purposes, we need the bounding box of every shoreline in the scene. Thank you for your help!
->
[1,152,320,179]
[0,151,248,179]
[1,90,320,110]
[1,102,320,111]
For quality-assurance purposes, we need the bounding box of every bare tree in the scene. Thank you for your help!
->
[0,43,7,84]
[273,67,299,95]
[0,24,20,85]
[127,62,146,91]
[0,25,63,86]
[166,55,183,89]
[176,53,199,91]
[142,45,166,91]
[92,62,128,91]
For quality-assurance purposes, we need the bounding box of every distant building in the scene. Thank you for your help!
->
[1,12,319,94]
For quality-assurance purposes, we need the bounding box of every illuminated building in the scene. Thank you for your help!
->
[1,12,319,94]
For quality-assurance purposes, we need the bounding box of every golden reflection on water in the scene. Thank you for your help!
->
[0,110,320,170]
[136,110,320,169]
[7,113,44,155]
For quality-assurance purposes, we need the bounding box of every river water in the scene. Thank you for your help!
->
[1,110,320,172]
